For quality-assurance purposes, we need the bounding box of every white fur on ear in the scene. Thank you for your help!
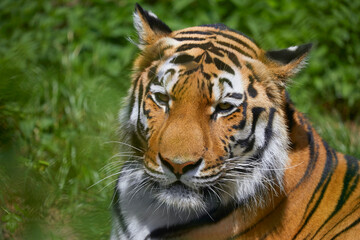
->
[132,4,172,49]
[133,10,146,47]
[133,10,150,47]
[287,46,298,51]
[147,10,159,19]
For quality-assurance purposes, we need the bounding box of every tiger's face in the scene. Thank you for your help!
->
[138,41,282,209]
[120,5,311,214]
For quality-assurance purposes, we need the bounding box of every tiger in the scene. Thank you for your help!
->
[111,4,360,240]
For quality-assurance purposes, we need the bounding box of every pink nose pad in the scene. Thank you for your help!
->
[159,154,203,179]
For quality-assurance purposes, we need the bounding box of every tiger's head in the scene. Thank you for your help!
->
[119,4,311,214]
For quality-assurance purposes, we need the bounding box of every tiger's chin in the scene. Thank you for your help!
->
[153,182,210,213]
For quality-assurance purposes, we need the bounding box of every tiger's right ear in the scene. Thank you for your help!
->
[133,4,172,49]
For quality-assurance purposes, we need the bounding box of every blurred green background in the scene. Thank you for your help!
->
[0,0,359,239]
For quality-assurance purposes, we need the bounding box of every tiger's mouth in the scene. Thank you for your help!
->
[151,180,220,212]
[164,181,197,194]
[153,180,200,198]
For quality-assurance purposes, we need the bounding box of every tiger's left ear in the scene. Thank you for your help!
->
[133,4,172,49]
[265,43,312,82]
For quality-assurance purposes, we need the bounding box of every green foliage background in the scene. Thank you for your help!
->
[0,0,359,239]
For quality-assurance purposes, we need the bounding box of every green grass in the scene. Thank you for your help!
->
[0,0,359,239]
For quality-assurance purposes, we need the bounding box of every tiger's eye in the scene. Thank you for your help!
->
[217,102,233,111]
[154,92,170,104]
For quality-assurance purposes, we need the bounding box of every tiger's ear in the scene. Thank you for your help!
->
[133,4,172,49]
[265,43,312,82]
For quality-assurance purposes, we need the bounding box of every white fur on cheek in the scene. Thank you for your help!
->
[228,111,289,207]
[113,160,215,239]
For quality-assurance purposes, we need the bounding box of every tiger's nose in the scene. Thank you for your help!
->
[159,154,203,178]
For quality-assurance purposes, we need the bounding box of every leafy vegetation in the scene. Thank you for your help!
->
[0,0,359,239]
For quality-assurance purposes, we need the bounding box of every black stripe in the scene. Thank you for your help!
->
[330,217,360,240]
[219,78,233,88]
[234,107,276,174]
[128,75,140,116]
[245,62,261,82]
[178,30,214,35]
[148,201,238,239]
[194,170,223,180]
[228,107,277,239]
[143,94,152,120]
[284,92,295,131]
[176,42,225,57]
[136,82,146,140]
[171,78,181,94]
[243,137,255,153]
[177,27,257,50]
[143,158,161,171]
[232,94,248,130]
[193,52,213,64]
[204,51,213,63]
[170,54,195,64]
[216,40,253,59]
[164,68,176,77]
[203,72,211,80]
[294,115,319,188]
[265,87,276,102]
[235,107,265,150]
[248,75,258,98]
[201,23,228,30]
[313,154,359,238]
[214,57,235,74]
[320,155,360,239]
[112,183,131,238]
[246,107,276,164]
[292,140,336,240]
[208,81,214,98]
[176,42,241,71]
[174,77,190,96]
[226,51,242,68]
[264,107,276,146]
[151,77,161,86]
[324,203,360,239]
[147,65,158,81]
[222,27,257,45]
[211,31,258,57]
[231,198,286,239]
[228,93,243,99]
[201,162,222,172]
[181,66,199,76]
[174,37,207,41]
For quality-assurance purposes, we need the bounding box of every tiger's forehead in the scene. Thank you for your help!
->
[171,25,262,60]
[153,49,245,104]
[146,25,264,102]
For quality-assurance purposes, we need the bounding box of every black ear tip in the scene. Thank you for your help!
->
[135,3,144,13]
[294,43,313,58]
[301,43,313,52]
[133,3,172,35]
[266,42,313,65]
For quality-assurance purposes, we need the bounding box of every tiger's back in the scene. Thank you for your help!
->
[111,4,359,239]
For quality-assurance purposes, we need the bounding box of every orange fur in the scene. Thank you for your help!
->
[114,5,360,239]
